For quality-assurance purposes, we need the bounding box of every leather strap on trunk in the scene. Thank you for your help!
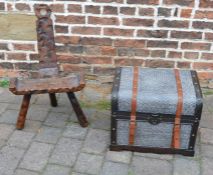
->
[129,67,139,145]
[171,69,183,149]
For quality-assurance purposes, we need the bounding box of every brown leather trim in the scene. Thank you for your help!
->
[171,69,183,149]
[129,67,139,145]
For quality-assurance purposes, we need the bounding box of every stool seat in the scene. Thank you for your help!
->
[10,73,85,95]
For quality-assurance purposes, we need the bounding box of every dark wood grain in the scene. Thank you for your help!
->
[49,93,58,107]
[67,92,89,127]
[9,4,88,129]
[16,94,31,129]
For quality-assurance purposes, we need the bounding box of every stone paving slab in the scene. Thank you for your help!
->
[0,88,212,175]
[19,142,54,172]
[49,138,82,167]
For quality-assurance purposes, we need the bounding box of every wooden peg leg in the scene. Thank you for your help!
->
[49,93,58,107]
[16,94,31,130]
[67,92,89,127]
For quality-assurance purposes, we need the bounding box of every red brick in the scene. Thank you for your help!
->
[29,54,39,61]
[0,2,5,11]
[61,64,91,73]
[56,15,85,24]
[15,3,30,11]
[93,0,123,3]
[193,62,213,70]
[88,16,119,25]
[134,49,150,57]
[104,28,134,37]
[205,33,213,41]
[201,53,213,60]
[158,8,172,17]
[0,53,4,60]
[81,56,112,64]
[13,44,35,51]
[103,6,118,15]
[123,18,154,27]
[84,46,101,55]
[114,39,145,48]
[101,46,116,56]
[147,40,178,49]
[14,63,38,70]
[0,63,13,69]
[50,4,64,13]
[120,7,136,15]
[171,31,202,39]
[115,58,144,66]
[68,4,82,13]
[150,50,166,58]
[57,54,81,63]
[181,42,211,50]
[193,21,213,30]
[145,59,175,68]
[184,52,199,59]
[195,10,213,19]
[93,66,116,75]
[55,36,81,44]
[127,0,159,5]
[117,48,134,56]
[198,71,213,80]
[158,20,189,28]
[163,0,194,7]
[177,61,191,68]
[0,69,21,78]
[139,8,155,16]
[85,5,100,14]
[72,27,101,35]
[168,51,182,58]
[81,37,113,46]
[56,45,69,53]
[200,0,213,8]
[181,8,192,18]
[7,53,27,60]
[137,30,168,38]
[55,25,69,33]
[0,43,9,50]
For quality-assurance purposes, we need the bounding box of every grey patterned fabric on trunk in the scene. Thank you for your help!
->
[116,119,192,149]
[115,67,199,149]
[118,67,197,116]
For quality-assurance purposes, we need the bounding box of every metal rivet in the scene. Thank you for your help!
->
[112,141,115,144]
[192,134,195,137]
[112,128,116,130]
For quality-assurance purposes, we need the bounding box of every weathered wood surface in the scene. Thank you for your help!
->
[9,4,88,129]
[16,94,31,129]
[9,73,85,95]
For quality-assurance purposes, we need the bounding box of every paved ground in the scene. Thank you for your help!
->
[0,87,213,175]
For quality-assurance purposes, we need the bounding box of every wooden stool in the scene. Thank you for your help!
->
[9,4,88,129]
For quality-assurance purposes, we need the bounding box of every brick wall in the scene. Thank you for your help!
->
[0,0,213,85]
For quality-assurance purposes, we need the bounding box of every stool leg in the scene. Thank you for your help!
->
[67,92,89,127]
[16,94,31,130]
[49,93,58,107]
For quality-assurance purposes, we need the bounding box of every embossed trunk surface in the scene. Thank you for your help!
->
[110,67,203,156]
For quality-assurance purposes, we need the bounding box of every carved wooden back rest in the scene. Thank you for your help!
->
[34,4,59,77]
